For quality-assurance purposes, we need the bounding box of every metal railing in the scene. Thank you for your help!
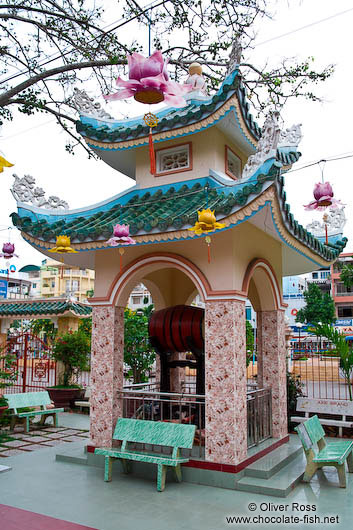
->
[120,386,273,457]
[247,388,272,449]
[119,389,205,458]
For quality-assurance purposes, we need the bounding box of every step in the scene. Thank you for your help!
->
[55,445,88,465]
[235,453,306,498]
[245,440,303,479]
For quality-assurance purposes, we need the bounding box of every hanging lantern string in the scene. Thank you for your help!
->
[318,159,326,184]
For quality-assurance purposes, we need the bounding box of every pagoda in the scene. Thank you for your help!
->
[10,59,347,470]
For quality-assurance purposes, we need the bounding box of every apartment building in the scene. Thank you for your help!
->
[40,258,95,302]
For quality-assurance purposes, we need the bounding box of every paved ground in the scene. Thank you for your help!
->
[0,413,89,458]
[1,413,353,530]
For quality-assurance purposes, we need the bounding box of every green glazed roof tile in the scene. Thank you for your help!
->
[0,300,92,317]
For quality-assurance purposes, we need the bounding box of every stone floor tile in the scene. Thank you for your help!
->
[20,444,51,451]
[41,439,66,447]
[20,436,52,443]
[0,440,33,448]
[61,436,86,442]
[0,449,27,456]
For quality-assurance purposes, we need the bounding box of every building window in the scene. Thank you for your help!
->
[51,280,55,288]
[225,146,242,180]
[312,272,318,279]
[338,306,353,317]
[72,280,79,291]
[32,283,37,288]
[155,143,192,176]
[132,296,141,305]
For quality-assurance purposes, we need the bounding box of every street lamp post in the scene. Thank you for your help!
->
[297,322,303,355]
[318,321,322,354]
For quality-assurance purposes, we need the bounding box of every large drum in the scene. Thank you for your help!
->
[148,305,204,354]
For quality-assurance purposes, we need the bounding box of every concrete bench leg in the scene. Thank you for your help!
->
[174,464,182,483]
[303,462,318,483]
[157,464,167,492]
[337,464,347,488]
[121,459,131,474]
[347,452,353,473]
[25,417,30,434]
[104,457,113,482]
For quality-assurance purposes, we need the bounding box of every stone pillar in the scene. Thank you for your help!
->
[257,310,287,439]
[90,305,124,447]
[205,299,247,465]
[169,352,185,393]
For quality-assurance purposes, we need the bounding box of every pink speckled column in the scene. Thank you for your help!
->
[90,305,124,447]
[205,299,247,465]
[170,352,185,393]
[257,310,287,439]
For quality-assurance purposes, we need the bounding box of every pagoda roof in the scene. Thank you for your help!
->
[76,70,263,177]
[0,298,92,318]
[11,156,347,267]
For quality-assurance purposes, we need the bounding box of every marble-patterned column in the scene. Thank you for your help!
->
[169,352,185,393]
[205,299,247,465]
[257,310,287,439]
[90,305,124,447]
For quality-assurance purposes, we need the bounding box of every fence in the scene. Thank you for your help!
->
[120,389,205,458]
[289,350,353,401]
[120,386,272,458]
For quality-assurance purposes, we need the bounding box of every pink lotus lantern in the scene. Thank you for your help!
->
[107,224,136,273]
[104,50,192,107]
[107,224,136,246]
[0,242,18,259]
[304,182,342,211]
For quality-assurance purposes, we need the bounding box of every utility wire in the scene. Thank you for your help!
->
[255,7,353,47]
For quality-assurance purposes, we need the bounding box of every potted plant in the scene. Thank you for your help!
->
[0,350,18,423]
[47,330,90,408]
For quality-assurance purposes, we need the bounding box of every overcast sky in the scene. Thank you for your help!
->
[1,0,353,272]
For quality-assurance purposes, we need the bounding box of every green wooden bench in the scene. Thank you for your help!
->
[295,415,353,488]
[4,391,64,433]
[95,418,196,491]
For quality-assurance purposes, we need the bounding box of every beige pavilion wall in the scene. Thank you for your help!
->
[93,220,282,306]
[134,127,248,189]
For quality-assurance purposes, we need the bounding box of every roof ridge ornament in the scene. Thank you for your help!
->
[242,111,281,180]
[306,206,346,237]
[242,113,302,180]
[11,174,69,210]
[72,88,113,119]
[278,123,302,148]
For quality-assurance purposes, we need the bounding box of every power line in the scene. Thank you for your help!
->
[285,154,353,174]
[2,119,54,140]
[256,7,353,47]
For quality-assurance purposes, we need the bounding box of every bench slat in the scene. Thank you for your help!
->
[312,441,353,465]
[17,408,64,418]
[113,418,196,449]
[95,448,189,466]
[291,416,353,428]
[4,391,52,410]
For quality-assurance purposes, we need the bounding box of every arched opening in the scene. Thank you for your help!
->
[242,259,287,441]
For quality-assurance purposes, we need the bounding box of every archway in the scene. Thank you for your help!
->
[242,259,288,440]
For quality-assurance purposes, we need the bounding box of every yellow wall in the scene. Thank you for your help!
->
[135,128,247,188]
[41,259,95,301]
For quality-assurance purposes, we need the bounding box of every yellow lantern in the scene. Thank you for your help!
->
[49,235,78,253]
[0,155,14,173]
[188,208,225,235]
